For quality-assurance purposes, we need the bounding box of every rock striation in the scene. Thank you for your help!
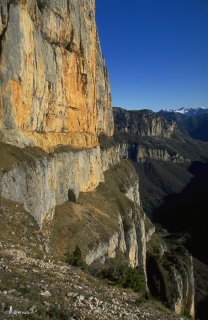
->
[88,163,146,271]
[113,107,189,163]
[0,0,113,150]
[0,144,103,225]
[114,107,177,139]
[0,141,126,226]
[147,238,195,317]
[136,146,189,163]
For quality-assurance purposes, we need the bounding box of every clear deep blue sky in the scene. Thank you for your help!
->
[96,0,208,111]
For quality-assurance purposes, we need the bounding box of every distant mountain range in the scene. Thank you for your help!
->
[160,107,208,117]
[158,107,208,142]
[114,106,208,142]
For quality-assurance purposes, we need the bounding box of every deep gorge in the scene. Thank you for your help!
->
[0,1,207,319]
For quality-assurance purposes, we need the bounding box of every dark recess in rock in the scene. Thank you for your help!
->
[146,255,167,302]
[68,189,77,203]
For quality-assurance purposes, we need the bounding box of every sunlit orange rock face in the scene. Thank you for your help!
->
[0,0,113,150]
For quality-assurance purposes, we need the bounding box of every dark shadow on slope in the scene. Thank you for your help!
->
[190,114,208,141]
[153,161,208,265]
[194,258,208,320]
[146,255,167,302]
[152,162,208,320]
[159,111,208,142]
[196,298,208,320]
[132,160,193,217]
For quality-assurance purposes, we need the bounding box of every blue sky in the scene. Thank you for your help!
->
[96,0,208,111]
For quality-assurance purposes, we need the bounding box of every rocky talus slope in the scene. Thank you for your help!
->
[0,196,190,320]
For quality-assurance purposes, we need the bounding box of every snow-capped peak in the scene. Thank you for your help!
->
[161,107,208,117]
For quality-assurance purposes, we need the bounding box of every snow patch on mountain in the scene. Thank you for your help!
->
[161,107,208,117]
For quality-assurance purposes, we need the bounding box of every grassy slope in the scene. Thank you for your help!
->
[0,197,187,320]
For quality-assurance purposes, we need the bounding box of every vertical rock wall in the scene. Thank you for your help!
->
[0,0,113,150]
[113,107,177,138]
[0,143,128,226]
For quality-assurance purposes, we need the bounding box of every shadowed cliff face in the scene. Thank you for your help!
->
[147,246,195,317]
[113,107,208,319]
[155,168,208,320]
[113,107,208,220]
[194,258,208,320]
[159,111,208,142]
[0,0,113,150]
[114,107,177,139]
[154,161,208,266]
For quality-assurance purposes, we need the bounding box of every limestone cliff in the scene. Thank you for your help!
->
[0,2,197,318]
[0,141,124,226]
[50,160,147,274]
[147,235,195,317]
[113,107,196,317]
[0,196,190,320]
[136,145,189,163]
[0,0,113,150]
[113,108,196,166]
[114,107,177,139]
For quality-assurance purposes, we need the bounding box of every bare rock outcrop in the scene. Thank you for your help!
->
[48,160,148,283]
[114,107,177,139]
[0,0,113,150]
[147,235,195,318]
[0,141,125,226]
[136,146,189,163]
